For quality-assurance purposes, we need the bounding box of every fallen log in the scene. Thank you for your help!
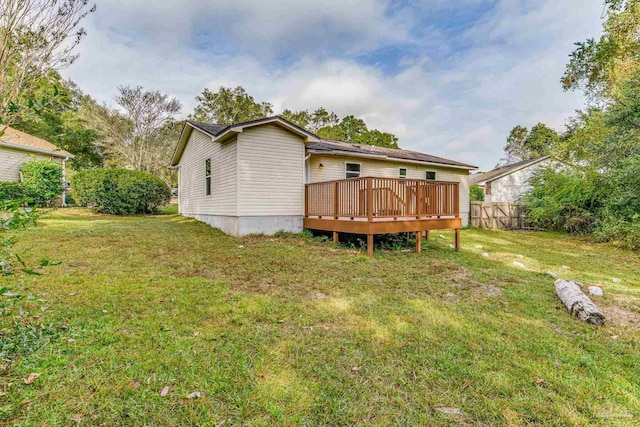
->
[555,279,605,325]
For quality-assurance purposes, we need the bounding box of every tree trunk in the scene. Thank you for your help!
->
[555,279,605,325]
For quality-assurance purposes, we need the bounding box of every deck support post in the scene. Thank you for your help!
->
[424,230,429,240]
[367,234,374,257]
[455,228,460,251]
[333,231,339,245]
[415,231,421,254]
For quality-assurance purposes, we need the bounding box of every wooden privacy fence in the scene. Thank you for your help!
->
[470,202,532,230]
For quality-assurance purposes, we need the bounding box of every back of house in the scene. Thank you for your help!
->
[170,116,476,236]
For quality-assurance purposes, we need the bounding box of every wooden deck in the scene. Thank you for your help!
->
[304,177,461,256]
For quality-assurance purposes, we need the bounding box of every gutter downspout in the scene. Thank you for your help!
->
[304,153,311,184]
[62,157,69,207]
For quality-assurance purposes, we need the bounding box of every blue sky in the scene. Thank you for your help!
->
[61,0,605,170]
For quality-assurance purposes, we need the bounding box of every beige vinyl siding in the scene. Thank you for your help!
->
[0,146,63,182]
[309,154,470,222]
[237,124,305,216]
[178,129,237,216]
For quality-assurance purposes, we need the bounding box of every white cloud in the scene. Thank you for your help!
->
[61,0,605,170]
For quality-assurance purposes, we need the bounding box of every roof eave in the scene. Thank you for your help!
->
[0,141,74,158]
[306,149,477,170]
[478,155,551,183]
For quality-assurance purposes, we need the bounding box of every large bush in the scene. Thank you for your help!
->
[521,167,605,234]
[71,169,171,215]
[0,182,28,202]
[21,159,64,205]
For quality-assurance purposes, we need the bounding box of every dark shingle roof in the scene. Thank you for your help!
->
[186,120,227,136]
[184,116,476,169]
[470,155,550,184]
[308,139,476,169]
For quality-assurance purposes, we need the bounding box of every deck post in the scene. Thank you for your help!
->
[416,180,421,219]
[424,230,429,240]
[366,177,373,222]
[334,181,339,219]
[367,234,374,257]
[333,231,339,245]
[415,231,421,254]
[455,228,460,251]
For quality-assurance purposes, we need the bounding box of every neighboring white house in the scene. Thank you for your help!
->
[471,155,551,203]
[170,116,477,236]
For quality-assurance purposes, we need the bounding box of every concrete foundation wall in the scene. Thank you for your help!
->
[185,214,303,236]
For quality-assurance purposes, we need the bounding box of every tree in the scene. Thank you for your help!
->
[554,108,611,167]
[82,86,182,182]
[0,0,96,128]
[470,184,485,202]
[315,118,399,148]
[280,109,311,129]
[190,86,273,125]
[13,74,103,170]
[280,107,340,132]
[501,123,558,164]
[562,0,640,101]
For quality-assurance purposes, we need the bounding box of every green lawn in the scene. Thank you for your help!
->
[1,208,639,426]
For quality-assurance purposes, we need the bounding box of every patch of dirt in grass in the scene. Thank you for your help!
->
[445,268,504,300]
[602,304,640,330]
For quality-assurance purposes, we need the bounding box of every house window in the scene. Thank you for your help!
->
[205,158,212,195]
[399,168,407,179]
[345,162,361,178]
[425,171,436,180]
[485,182,491,196]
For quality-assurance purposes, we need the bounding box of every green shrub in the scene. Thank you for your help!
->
[521,167,605,234]
[470,184,485,202]
[71,169,171,215]
[21,159,63,205]
[0,182,28,202]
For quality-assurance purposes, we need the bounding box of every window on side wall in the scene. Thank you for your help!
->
[345,162,361,178]
[399,167,407,179]
[425,171,436,180]
[485,182,491,195]
[205,158,212,195]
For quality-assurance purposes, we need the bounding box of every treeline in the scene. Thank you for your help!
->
[500,0,640,250]
[9,79,400,187]
[1,0,398,187]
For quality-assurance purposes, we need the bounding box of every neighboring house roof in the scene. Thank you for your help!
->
[470,155,550,185]
[171,116,477,170]
[307,139,477,170]
[0,126,73,158]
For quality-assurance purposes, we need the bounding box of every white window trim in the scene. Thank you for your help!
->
[205,158,212,196]
[345,161,362,179]
[399,167,407,179]
[425,170,437,180]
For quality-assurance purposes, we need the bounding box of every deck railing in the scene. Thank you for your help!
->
[305,177,459,220]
